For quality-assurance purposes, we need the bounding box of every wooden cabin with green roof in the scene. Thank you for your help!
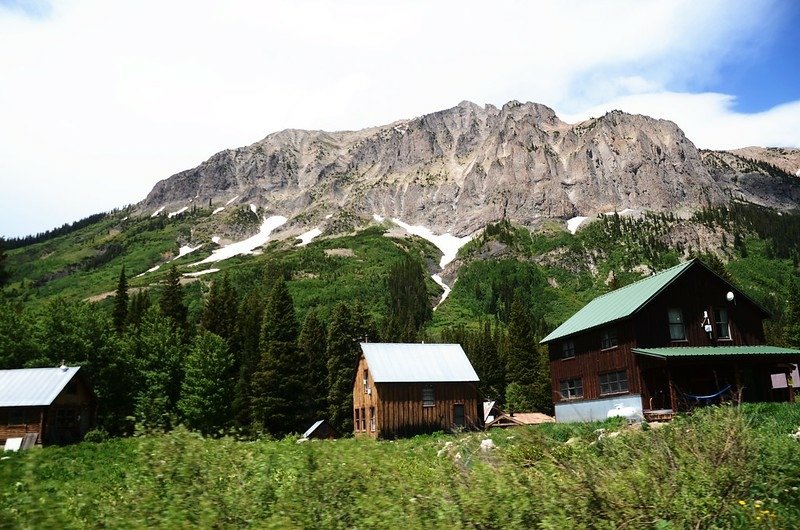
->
[541,259,800,422]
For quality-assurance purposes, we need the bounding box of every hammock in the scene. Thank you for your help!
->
[682,384,732,404]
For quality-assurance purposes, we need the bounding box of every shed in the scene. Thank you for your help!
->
[485,412,555,429]
[0,366,95,447]
[301,419,337,440]
[353,343,481,438]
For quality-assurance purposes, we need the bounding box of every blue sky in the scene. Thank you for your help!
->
[1,0,799,238]
[703,2,800,112]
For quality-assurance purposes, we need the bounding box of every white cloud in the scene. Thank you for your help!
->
[0,0,795,237]
[561,92,800,149]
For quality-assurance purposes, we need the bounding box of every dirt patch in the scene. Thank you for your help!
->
[324,248,355,257]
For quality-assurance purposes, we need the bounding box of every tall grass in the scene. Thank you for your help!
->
[1,404,798,529]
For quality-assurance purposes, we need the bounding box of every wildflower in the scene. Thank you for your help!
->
[738,500,747,506]
[754,500,763,507]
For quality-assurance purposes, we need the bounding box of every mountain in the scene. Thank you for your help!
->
[140,101,800,238]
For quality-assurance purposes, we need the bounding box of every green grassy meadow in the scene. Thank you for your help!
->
[2,404,799,529]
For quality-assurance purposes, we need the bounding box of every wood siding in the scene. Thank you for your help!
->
[352,355,481,439]
[549,319,641,404]
[0,407,44,444]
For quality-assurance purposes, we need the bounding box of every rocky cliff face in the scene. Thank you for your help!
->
[140,101,799,236]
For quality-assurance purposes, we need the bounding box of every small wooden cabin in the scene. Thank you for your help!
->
[353,343,481,439]
[301,419,337,440]
[0,366,95,447]
[541,259,800,422]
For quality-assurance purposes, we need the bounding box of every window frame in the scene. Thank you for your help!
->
[559,378,583,400]
[601,327,618,350]
[354,408,360,432]
[714,307,731,340]
[599,370,629,396]
[561,340,575,359]
[422,384,435,407]
[363,369,370,394]
[667,308,687,341]
[360,407,366,432]
[369,407,375,432]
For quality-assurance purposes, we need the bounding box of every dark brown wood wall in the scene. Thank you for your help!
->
[0,407,44,444]
[634,265,766,348]
[375,382,480,438]
[549,320,641,404]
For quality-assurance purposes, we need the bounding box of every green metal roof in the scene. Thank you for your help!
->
[633,345,800,359]
[541,260,695,343]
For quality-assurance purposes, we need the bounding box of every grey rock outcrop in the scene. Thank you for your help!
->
[140,101,799,236]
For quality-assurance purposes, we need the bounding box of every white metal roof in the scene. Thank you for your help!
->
[0,366,81,407]
[360,343,479,383]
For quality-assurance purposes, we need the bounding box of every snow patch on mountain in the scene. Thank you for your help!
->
[388,217,472,309]
[192,215,287,266]
[390,218,471,269]
[151,206,165,217]
[566,216,587,234]
[297,228,322,246]
[175,244,202,260]
[225,195,240,206]
[168,206,188,218]
[183,268,220,278]
[212,207,225,215]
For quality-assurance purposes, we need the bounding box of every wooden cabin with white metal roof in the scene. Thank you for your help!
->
[0,366,95,448]
[541,259,800,422]
[353,343,481,438]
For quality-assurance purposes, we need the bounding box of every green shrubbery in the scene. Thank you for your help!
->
[2,404,799,529]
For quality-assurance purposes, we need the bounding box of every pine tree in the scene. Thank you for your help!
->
[504,298,538,411]
[383,255,431,342]
[159,265,188,329]
[124,307,185,430]
[299,310,328,421]
[127,289,151,328]
[231,288,266,429]
[251,278,306,436]
[0,237,9,287]
[475,320,506,401]
[178,330,234,434]
[200,274,237,341]
[326,303,358,434]
[112,265,129,332]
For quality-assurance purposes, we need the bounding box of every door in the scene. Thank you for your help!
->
[453,404,465,428]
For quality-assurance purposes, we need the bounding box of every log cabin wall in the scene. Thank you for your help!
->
[0,406,44,444]
[375,382,480,438]
[352,356,379,439]
[549,319,641,405]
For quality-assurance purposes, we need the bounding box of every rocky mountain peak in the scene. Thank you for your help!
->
[139,100,800,237]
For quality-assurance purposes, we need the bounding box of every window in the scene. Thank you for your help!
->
[360,407,366,432]
[422,384,435,407]
[363,369,370,394]
[601,328,618,349]
[369,407,375,432]
[562,340,575,359]
[668,308,686,340]
[714,308,730,339]
[559,378,583,400]
[354,408,360,432]
[599,371,629,395]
